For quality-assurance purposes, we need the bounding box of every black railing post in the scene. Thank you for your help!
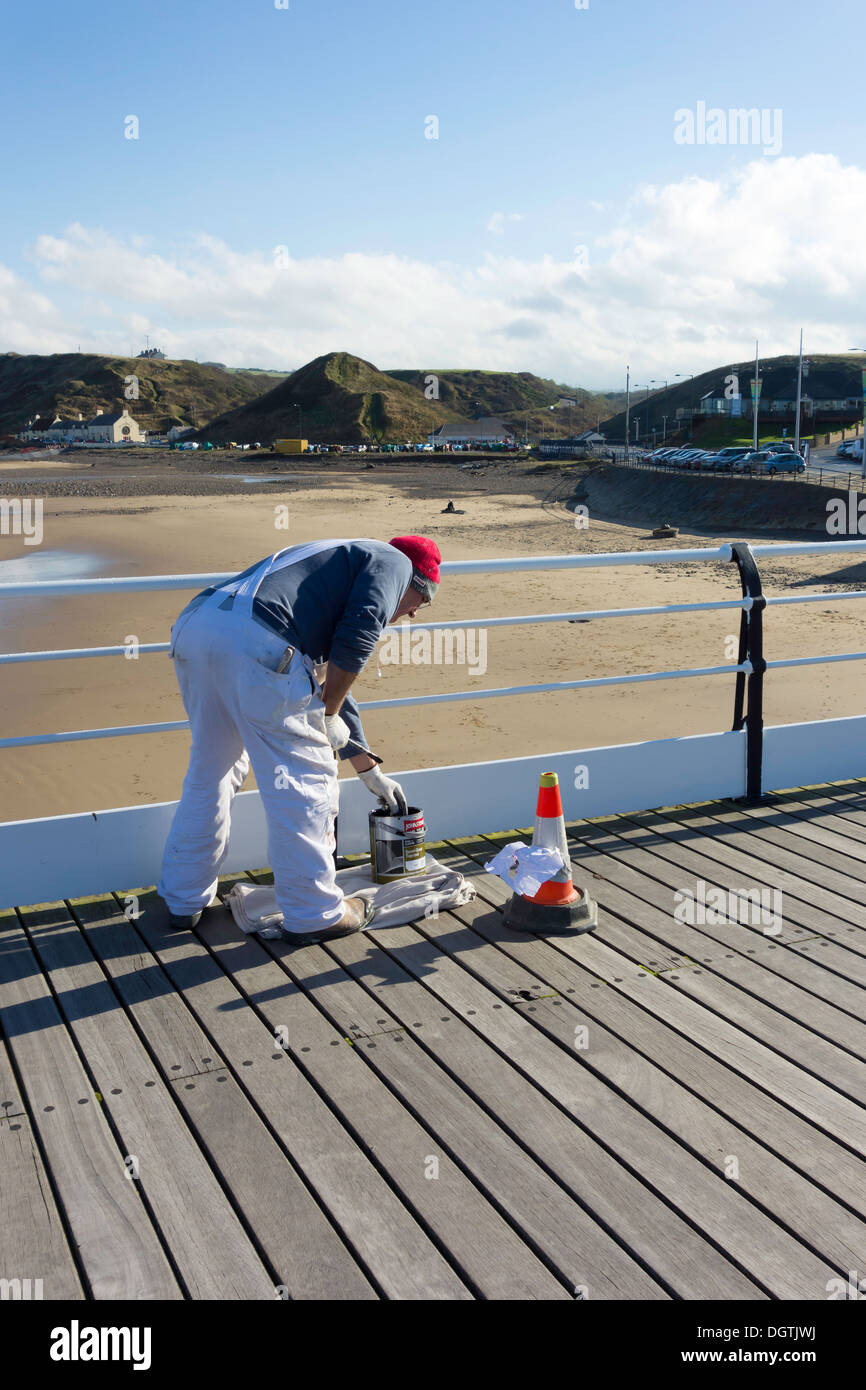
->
[729,542,767,803]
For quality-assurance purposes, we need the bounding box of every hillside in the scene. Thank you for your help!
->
[387,368,627,438]
[598,354,866,443]
[0,353,287,435]
[199,352,452,444]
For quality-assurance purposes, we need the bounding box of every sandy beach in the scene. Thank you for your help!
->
[2,453,865,824]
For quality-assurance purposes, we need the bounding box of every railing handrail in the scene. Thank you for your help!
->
[3,541,866,772]
[2,538,866,598]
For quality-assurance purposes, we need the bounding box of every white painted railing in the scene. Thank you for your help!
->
[2,540,866,908]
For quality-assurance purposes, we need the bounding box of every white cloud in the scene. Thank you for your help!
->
[486,211,524,236]
[1,154,865,387]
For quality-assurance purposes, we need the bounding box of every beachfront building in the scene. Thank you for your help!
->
[21,414,88,443]
[85,408,144,443]
[21,408,144,444]
[538,430,608,459]
[427,417,513,447]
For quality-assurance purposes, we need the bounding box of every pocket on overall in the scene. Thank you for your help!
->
[239,651,313,731]
[274,769,339,854]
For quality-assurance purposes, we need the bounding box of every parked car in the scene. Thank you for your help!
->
[707,446,752,471]
[765,455,806,474]
[735,449,805,475]
[762,442,796,454]
[707,452,741,470]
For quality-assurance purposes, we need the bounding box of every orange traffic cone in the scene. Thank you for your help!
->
[503,771,598,934]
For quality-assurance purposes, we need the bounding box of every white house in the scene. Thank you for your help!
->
[85,408,144,443]
[22,408,144,444]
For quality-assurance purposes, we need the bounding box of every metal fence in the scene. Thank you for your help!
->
[3,540,866,804]
[612,452,866,492]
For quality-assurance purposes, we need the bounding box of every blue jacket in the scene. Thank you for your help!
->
[183,539,412,759]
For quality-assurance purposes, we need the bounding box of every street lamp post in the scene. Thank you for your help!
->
[293,402,302,441]
[649,378,668,439]
[794,329,804,458]
[633,384,652,447]
[848,350,866,480]
[624,365,630,462]
[674,373,695,437]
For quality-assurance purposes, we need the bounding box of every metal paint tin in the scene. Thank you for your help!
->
[369,806,426,883]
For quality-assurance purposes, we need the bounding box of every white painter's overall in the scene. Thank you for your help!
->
[157,541,353,932]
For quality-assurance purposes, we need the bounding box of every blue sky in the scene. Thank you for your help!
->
[2,0,863,385]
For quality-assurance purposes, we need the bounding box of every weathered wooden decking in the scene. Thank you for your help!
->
[2,780,866,1301]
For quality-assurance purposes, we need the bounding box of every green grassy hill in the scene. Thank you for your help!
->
[199,352,452,444]
[0,352,287,435]
[387,367,626,438]
[599,354,865,443]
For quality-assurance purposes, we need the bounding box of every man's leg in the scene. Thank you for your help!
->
[157,637,250,918]
[227,651,346,933]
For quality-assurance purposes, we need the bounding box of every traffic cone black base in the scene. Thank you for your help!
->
[503,889,598,935]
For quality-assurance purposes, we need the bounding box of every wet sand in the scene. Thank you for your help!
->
[1,456,865,823]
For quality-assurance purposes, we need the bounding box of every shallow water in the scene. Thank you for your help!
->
[0,549,107,583]
[209,473,303,483]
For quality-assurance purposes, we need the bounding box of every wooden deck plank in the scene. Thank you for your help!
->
[166,1069,376,1300]
[618,805,866,957]
[0,1113,86,1302]
[0,1117,85,1301]
[20,899,277,1301]
[232,879,666,1299]
[0,1027,25,1119]
[642,802,866,937]
[322,919,763,1299]
[425,852,866,1276]
[571,811,861,950]
[470,823,866,1072]
[730,797,866,867]
[439,838,866,1216]
[9,782,866,1302]
[72,890,377,1302]
[569,812,866,1048]
[626,805,866,984]
[445,836,866,1162]
[326,916,840,1299]
[67,892,226,1080]
[0,915,181,1299]
[556,819,866,1095]
[128,888,471,1300]
[201,906,576,1300]
[762,791,866,848]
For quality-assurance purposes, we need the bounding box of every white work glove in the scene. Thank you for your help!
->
[324,713,350,750]
[360,766,409,816]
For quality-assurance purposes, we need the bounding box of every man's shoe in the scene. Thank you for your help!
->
[162,891,220,931]
[283,896,375,945]
[168,909,203,930]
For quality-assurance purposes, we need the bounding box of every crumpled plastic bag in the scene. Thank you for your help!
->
[484,841,565,898]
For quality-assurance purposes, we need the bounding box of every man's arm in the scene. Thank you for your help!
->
[321,660,356,716]
[321,669,377,772]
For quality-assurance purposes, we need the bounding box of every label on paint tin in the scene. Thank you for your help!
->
[369,806,426,882]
